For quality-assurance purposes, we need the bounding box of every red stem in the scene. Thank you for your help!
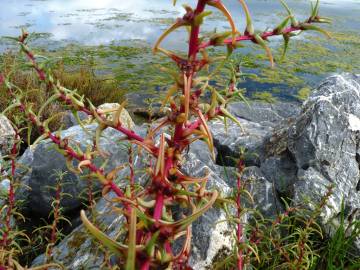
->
[140,260,150,270]
[236,159,245,270]
[1,132,19,247]
[198,26,302,51]
[47,181,61,260]
[153,193,164,222]
[188,0,207,59]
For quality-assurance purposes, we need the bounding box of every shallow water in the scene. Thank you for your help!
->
[1,0,359,50]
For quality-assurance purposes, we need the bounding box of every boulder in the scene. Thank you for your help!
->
[216,165,282,217]
[124,92,165,120]
[211,74,360,255]
[0,178,15,232]
[227,101,301,128]
[261,74,360,254]
[31,133,285,269]
[260,152,297,197]
[28,100,299,269]
[0,178,10,197]
[17,121,141,218]
[211,101,300,167]
[0,178,10,209]
[32,140,234,269]
[287,74,360,253]
[61,111,89,129]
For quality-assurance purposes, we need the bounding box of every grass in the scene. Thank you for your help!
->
[0,52,123,146]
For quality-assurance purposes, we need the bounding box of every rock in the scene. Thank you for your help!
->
[0,178,15,232]
[210,101,300,167]
[31,190,125,268]
[260,74,360,254]
[260,152,297,197]
[31,135,285,269]
[61,104,135,130]
[17,123,141,217]
[32,140,234,269]
[242,166,283,216]
[210,118,271,167]
[124,92,165,120]
[0,115,16,156]
[61,111,89,129]
[287,74,360,253]
[0,178,10,197]
[181,143,233,269]
[216,165,282,217]
[97,103,135,129]
[0,178,10,208]
[212,74,360,255]
[132,107,166,120]
[30,74,360,266]
[227,101,301,128]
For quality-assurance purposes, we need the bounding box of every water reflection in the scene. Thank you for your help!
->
[1,0,359,50]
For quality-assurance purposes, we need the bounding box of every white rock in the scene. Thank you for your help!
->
[348,113,360,131]
[97,103,135,130]
[0,115,16,155]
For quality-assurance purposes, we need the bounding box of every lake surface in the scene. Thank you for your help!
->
[1,0,359,49]
[1,0,360,103]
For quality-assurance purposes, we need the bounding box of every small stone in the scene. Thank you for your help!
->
[0,178,10,196]
[0,115,16,156]
[98,103,135,129]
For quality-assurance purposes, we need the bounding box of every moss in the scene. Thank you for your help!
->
[67,231,88,249]
[297,87,311,101]
[253,92,277,103]
[207,246,232,270]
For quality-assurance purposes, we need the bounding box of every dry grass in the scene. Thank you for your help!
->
[0,52,123,144]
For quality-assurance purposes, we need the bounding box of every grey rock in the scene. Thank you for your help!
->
[182,144,233,269]
[210,101,300,167]
[32,140,234,270]
[17,124,140,217]
[217,165,282,217]
[0,178,10,197]
[61,111,89,129]
[260,152,297,196]
[246,74,360,255]
[124,92,165,120]
[31,191,124,268]
[289,74,360,215]
[242,166,283,217]
[30,74,360,267]
[212,74,360,255]
[0,178,15,231]
[227,101,300,128]
[210,118,271,167]
[0,178,10,208]
[286,74,360,254]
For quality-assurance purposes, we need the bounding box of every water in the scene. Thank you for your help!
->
[1,0,359,50]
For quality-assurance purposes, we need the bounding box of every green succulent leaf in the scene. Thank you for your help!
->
[126,207,137,270]
[173,190,218,231]
[81,210,143,256]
